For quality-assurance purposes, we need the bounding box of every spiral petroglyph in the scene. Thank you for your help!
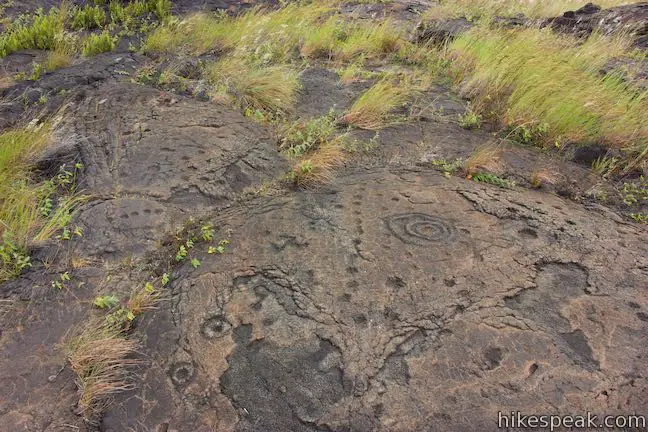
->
[386,213,456,245]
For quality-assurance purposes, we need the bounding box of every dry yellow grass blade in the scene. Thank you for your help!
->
[64,318,141,420]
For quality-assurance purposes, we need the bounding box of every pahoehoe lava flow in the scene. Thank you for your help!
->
[0,1,647,431]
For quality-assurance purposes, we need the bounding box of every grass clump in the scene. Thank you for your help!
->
[290,144,346,188]
[0,126,84,283]
[337,58,371,84]
[471,172,516,188]
[334,20,401,61]
[300,16,401,61]
[64,318,140,420]
[464,143,502,177]
[82,30,117,56]
[280,110,342,158]
[65,276,166,418]
[458,103,481,130]
[144,3,411,117]
[71,5,107,30]
[0,8,65,57]
[206,57,300,117]
[145,3,400,64]
[342,76,416,130]
[44,33,78,71]
[109,0,170,28]
[144,4,331,57]
[146,0,173,22]
[448,27,648,170]
[424,0,644,20]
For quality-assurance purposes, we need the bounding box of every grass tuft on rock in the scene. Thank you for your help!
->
[205,57,300,117]
[0,7,65,57]
[342,76,417,130]
[424,0,645,20]
[448,27,648,170]
[0,126,84,283]
[64,318,140,420]
[82,30,117,56]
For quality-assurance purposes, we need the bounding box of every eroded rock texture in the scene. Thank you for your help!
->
[98,170,648,431]
[0,2,647,431]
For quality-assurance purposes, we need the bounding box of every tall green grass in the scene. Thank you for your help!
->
[144,3,401,63]
[144,3,404,116]
[0,0,172,59]
[425,0,647,20]
[82,30,117,56]
[342,75,418,130]
[205,57,300,116]
[71,5,107,30]
[0,127,83,283]
[144,4,333,58]
[448,27,647,168]
[0,8,65,57]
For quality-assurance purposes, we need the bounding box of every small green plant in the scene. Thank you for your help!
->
[208,238,230,254]
[431,158,463,177]
[630,213,648,223]
[200,224,214,242]
[161,272,170,286]
[0,8,64,57]
[59,226,71,240]
[506,123,551,146]
[82,31,117,57]
[175,245,188,262]
[52,271,71,290]
[458,104,481,130]
[191,258,201,268]
[105,307,136,326]
[297,160,313,175]
[620,177,648,206]
[40,197,54,217]
[74,225,84,237]
[0,234,32,281]
[71,5,106,30]
[149,0,172,21]
[280,110,341,158]
[93,295,119,309]
[592,156,620,177]
[471,172,516,188]
[30,62,44,81]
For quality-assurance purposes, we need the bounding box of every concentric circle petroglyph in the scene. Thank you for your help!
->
[386,213,456,245]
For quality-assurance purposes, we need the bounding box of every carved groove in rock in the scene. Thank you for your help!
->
[386,213,456,245]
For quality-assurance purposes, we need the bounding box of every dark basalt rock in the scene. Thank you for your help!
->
[416,17,474,44]
[547,2,648,49]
